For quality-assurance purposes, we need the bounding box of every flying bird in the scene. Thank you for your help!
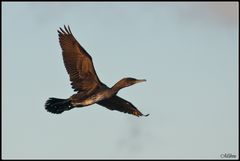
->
[45,25,149,117]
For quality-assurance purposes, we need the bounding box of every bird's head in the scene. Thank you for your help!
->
[120,77,146,87]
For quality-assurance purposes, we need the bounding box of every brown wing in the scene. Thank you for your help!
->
[58,25,102,94]
[97,95,149,117]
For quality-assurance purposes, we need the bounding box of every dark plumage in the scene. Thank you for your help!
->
[45,25,149,117]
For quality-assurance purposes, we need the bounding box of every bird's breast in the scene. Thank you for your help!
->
[72,90,111,107]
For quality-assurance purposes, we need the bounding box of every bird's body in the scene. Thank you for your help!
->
[45,25,149,117]
[70,86,111,106]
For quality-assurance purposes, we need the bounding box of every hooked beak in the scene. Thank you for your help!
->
[135,79,146,83]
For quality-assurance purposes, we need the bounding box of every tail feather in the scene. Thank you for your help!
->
[45,97,73,114]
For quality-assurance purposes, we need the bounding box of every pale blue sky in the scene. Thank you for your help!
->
[2,2,238,159]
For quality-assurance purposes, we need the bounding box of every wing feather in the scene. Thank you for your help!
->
[58,25,101,94]
[97,95,148,117]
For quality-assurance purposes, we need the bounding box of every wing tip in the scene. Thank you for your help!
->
[132,111,149,117]
[57,25,72,35]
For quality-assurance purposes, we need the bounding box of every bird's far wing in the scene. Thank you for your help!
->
[58,25,102,94]
[97,95,149,117]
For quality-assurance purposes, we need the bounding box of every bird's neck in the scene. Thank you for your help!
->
[111,80,125,94]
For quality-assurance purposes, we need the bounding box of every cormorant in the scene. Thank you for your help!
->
[45,25,149,117]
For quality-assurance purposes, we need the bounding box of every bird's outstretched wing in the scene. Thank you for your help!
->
[97,95,149,117]
[58,25,102,94]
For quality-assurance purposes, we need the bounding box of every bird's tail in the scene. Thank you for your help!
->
[45,97,73,114]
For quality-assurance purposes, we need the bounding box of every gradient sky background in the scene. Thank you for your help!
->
[2,2,238,159]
